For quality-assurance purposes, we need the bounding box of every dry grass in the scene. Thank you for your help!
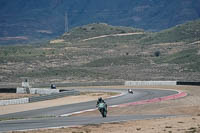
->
[0,93,37,100]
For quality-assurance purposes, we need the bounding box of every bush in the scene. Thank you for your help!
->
[154,51,161,57]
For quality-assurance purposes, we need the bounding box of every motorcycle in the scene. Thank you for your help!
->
[97,102,107,117]
[128,89,133,94]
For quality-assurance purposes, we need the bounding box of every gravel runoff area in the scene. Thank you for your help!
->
[4,85,200,133]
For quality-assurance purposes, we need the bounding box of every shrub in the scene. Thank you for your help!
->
[154,51,161,57]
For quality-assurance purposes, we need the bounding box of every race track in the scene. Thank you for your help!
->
[0,88,184,132]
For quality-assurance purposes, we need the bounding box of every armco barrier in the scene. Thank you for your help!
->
[0,90,80,106]
[17,88,59,95]
[125,81,200,86]
[29,90,80,103]
[30,88,59,95]
[125,81,177,86]
[177,81,200,86]
[0,98,29,106]
[16,88,26,93]
[0,88,16,93]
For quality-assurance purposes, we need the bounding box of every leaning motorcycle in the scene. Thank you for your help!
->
[97,102,107,117]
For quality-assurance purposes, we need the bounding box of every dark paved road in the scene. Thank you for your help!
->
[0,115,174,132]
[0,88,178,132]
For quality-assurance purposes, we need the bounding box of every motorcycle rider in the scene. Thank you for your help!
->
[128,89,133,94]
[96,97,108,117]
[96,97,107,108]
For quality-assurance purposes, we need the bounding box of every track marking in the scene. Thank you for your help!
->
[60,90,187,117]
[60,109,97,117]
[119,91,187,107]
[60,92,125,117]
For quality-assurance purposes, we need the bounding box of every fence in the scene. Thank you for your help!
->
[125,81,177,86]
[0,90,80,106]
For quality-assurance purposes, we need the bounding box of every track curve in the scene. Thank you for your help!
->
[0,88,186,132]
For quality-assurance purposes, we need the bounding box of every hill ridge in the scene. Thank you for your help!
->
[1,0,200,45]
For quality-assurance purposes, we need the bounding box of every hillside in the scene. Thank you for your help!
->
[60,23,144,42]
[57,20,200,45]
[0,0,200,45]
[140,19,200,45]
[0,20,200,84]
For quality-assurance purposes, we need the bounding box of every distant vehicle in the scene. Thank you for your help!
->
[128,89,133,94]
[50,84,56,89]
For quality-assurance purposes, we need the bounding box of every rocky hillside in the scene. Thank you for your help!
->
[0,20,200,84]
[0,0,200,45]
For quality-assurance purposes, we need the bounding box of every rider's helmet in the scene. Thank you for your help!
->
[98,97,103,102]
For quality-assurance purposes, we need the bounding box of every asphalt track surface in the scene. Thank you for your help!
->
[0,88,179,132]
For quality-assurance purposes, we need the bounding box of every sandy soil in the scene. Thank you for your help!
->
[4,85,200,133]
[9,116,200,133]
[49,39,65,44]
[81,32,144,42]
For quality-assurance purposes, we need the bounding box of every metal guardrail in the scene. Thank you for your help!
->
[125,81,200,86]
[125,81,177,86]
[29,90,80,103]
[0,90,80,106]
[0,98,29,106]
[0,88,16,93]
[177,81,200,86]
